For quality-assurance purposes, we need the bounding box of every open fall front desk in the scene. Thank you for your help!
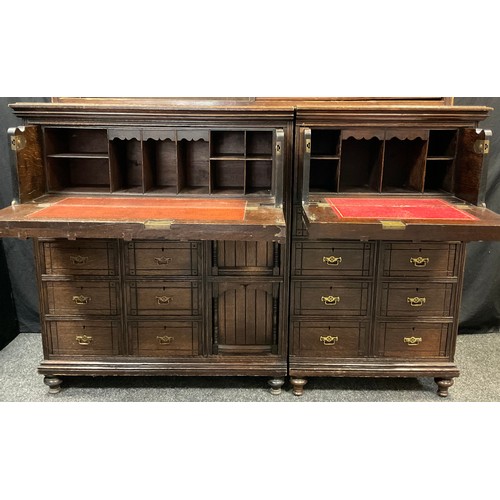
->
[2,98,500,396]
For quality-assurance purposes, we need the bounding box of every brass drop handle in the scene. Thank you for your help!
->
[156,295,173,305]
[72,295,91,305]
[70,255,89,265]
[155,256,172,265]
[407,297,426,307]
[320,335,339,346]
[157,335,174,345]
[76,334,93,346]
[323,256,342,266]
[404,336,423,346]
[410,257,429,268]
[321,296,340,306]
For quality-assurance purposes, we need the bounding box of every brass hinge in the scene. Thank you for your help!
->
[474,139,490,155]
[10,135,26,151]
[380,220,406,230]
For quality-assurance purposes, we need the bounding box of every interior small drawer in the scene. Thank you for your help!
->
[47,320,121,356]
[293,241,374,277]
[125,241,201,276]
[381,242,460,277]
[39,240,118,276]
[129,320,200,357]
[292,281,371,317]
[44,281,119,316]
[291,320,367,357]
[127,281,200,316]
[378,282,456,318]
[376,322,451,358]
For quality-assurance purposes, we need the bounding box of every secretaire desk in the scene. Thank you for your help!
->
[1,97,499,397]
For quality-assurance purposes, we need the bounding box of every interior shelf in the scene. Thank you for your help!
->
[42,128,277,199]
[306,128,460,197]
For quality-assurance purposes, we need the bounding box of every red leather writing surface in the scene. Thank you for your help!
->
[325,198,478,221]
[28,197,247,222]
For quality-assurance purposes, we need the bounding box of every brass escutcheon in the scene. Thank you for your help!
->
[410,257,430,268]
[156,296,173,305]
[157,335,174,345]
[323,256,342,266]
[407,297,426,307]
[76,334,93,346]
[70,255,89,265]
[319,335,339,346]
[404,336,423,346]
[72,295,91,305]
[321,296,340,306]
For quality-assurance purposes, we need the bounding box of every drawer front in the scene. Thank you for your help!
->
[381,242,460,277]
[376,322,451,358]
[47,320,121,356]
[126,241,200,276]
[292,321,367,357]
[293,281,371,317]
[293,241,374,277]
[40,240,118,276]
[378,282,456,318]
[129,321,199,357]
[44,281,119,316]
[127,281,200,316]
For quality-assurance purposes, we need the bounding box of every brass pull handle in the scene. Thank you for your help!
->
[156,295,173,305]
[76,334,93,346]
[407,297,426,307]
[323,256,342,266]
[155,257,172,265]
[410,257,429,268]
[70,255,89,265]
[157,335,174,345]
[321,296,340,306]
[319,335,339,346]
[72,295,91,305]
[404,336,423,346]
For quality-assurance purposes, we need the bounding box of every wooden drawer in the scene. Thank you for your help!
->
[378,282,456,318]
[293,241,374,277]
[44,281,119,316]
[376,322,451,358]
[127,281,200,316]
[40,240,118,276]
[125,241,200,276]
[381,242,460,278]
[129,321,199,357]
[292,281,371,317]
[47,320,121,356]
[291,320,367,357]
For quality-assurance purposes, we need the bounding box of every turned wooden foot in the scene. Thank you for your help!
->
[434,377,454,397]
[268,378,285,395]
[290,377,308,397]
[44,376,63,394]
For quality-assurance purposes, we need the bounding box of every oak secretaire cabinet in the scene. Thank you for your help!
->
[2,98,500,397]
[0,100,295,394]
[290,102,500,397]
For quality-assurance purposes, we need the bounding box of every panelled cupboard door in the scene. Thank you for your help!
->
[211,281,280,355]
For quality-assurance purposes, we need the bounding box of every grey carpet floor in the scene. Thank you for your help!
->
[1,332,499,402]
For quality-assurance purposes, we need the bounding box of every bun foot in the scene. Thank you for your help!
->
[268,378,285,395]
[434,377,454,397]
[290,377,308,397]
[44,376,63,394]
